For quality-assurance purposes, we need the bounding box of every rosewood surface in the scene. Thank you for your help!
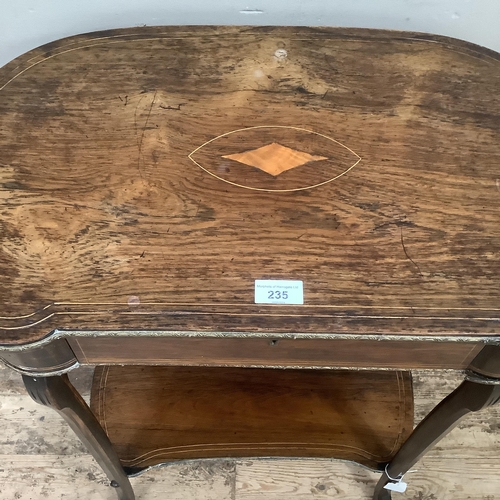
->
[89,366,413,470]
[1,27,500,355]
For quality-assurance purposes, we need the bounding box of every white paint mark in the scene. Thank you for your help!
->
[254,69,265,78]
[274,49,288,60]
[496,179,500,192]
[128,296,141,306]
[216,162,230,174]
[240,9,264,15]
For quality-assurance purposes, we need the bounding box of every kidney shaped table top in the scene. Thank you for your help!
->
[1,27,500,371]
[1,26,500,500]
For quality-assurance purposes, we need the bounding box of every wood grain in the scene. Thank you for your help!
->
[89,366,413,470]
[68,335,481,369]
[2,364,500,499]
[1,27,500,346]
[235,457,500,500]
[221,142,329,177]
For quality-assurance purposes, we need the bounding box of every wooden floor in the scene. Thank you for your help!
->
[1,363,499,500]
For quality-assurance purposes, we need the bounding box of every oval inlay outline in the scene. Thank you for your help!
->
[188,125,362,192]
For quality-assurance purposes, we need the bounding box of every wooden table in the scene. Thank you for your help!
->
[1,26,500,500]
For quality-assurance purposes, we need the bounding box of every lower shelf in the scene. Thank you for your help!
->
[90,366,413,472]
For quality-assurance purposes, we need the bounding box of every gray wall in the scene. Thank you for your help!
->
[1,0,499,66]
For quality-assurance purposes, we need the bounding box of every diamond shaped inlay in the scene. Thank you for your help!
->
[222,142,328,176]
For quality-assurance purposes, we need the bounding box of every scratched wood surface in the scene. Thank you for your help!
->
[1,27,500,345]
[1,364,499,499]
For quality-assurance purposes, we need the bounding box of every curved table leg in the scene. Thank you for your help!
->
[373,378,500,500]
[22,374,135,500]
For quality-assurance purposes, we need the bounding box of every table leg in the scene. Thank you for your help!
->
[22,373,135,500]
[372,377,500,500]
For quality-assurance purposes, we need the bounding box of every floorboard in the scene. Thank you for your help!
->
[1,364,499,499]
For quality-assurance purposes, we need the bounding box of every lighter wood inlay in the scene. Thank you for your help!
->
[222,143,328,176]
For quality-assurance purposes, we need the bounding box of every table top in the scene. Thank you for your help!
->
[1,26,500,347]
